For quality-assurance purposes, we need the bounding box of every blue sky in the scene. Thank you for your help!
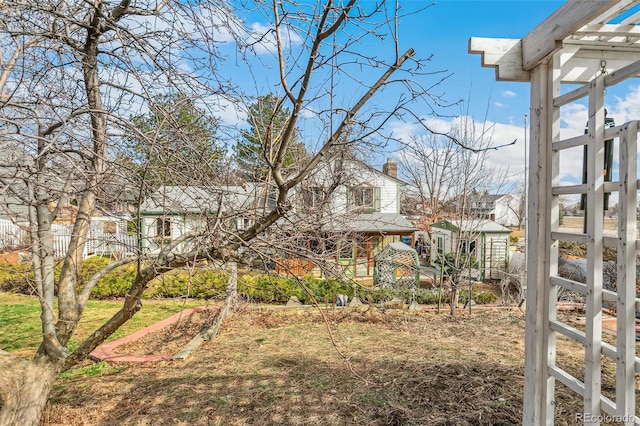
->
[386,0,639,195]
[210,0,640,195]
[408,1,563,123]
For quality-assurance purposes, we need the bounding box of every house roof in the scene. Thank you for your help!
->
[359,160,408,186]
[140,184,274,215]
[432,218,511,234]
[467,193,511,203]
[326,213,417,233]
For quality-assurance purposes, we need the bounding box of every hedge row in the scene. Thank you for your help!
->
[0,258,497,305]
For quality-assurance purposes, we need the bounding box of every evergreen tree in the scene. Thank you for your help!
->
[129,93,224,186]
[235,94,307,181]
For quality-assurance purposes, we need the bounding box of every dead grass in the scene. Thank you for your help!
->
[42,306,636,425]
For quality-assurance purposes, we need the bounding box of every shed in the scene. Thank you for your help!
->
[373,242,419,289]
[430,219,511,281]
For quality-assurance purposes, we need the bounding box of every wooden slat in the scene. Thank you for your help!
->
[619,10,640,25]
[615,120,637,420]
[605,58,640,87]
[522,0,623,70]
[551,231,587,243]
[584,74,605,419]
[590,0,639,25]
[523,63,553,426]
[468,38,530,82]
[551,276,587,295]
[548,365,584,396]
[549,319,586,344]
[553,60,640,105]
[547,57,562,423]
[602,236,640,250]
[552,184,587,196]
[554,84,589,107]
[599,394,619,421]
[577,23,640,37]
[600,341,640,373]
[553,133,588,151]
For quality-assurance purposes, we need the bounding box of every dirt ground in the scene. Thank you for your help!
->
[42,305,636,426]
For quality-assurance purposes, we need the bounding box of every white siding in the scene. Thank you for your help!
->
[493,196,520,227]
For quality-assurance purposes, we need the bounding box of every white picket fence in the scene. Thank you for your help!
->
[0,219,29,249]
[0,218,138,260]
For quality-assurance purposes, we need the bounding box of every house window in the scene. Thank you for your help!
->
[349,186,379,212]
[309,239,324,254]
[155,218,171,238]
[460,239,477,255]
[355,237,367,258]
[370,237,382,255]
[302,187,325,208]
[236,217,252,231]
[338,240,354,260]
[102,221,117,234]
[437,236,444,254]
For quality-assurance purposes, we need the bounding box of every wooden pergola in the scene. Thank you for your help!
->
[470,1,640,425]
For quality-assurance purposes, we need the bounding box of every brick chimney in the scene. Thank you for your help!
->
[382,158,397,178]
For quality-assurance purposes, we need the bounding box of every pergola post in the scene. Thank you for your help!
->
[523,58,560,425]
[470,2,640,424]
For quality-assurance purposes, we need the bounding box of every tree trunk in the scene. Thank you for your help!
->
[0,352,58,426]
[449,287,459,316]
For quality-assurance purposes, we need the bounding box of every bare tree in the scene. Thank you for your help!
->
[0,0,446,423]
[399,110,513,314]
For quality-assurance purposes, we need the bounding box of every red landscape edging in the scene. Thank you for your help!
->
[89,306,210,364]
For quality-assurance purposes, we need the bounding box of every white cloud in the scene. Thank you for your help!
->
[502,90,517,98]
[495,102,507,108]
[608,84,640,125]
[299,106,318,119]
[246,22,303,56]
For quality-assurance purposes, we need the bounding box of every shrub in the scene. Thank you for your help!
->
[0,258,500,305]
[458,288,498,305]
[0,263,33,294]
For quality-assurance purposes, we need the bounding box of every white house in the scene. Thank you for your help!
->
[465,193,521,228]
[139,184,273,253]
[278,157,418,282]
[139,158,417,282]
[430,218,511,281]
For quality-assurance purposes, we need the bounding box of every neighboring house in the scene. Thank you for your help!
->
[139,184,274,253]
[139,158,417,283]
[430,218,511,281]
[466,193,521,228]
[276,158,417,283]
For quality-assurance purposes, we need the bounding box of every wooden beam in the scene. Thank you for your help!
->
[615,121,637,421]
[523,62,554,426]
[522,0,623,70]
[468,37,530,82]
[584,74,605,419]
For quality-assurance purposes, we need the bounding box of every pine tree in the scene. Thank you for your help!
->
[129,93,224,186]
[235,94,307,181]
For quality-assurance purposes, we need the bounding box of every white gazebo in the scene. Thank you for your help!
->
[471,1,640,425]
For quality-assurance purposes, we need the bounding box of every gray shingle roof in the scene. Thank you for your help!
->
[326,213,417,233]
[140,184,274,215]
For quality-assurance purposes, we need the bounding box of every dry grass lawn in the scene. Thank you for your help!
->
[41,305,635,425]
